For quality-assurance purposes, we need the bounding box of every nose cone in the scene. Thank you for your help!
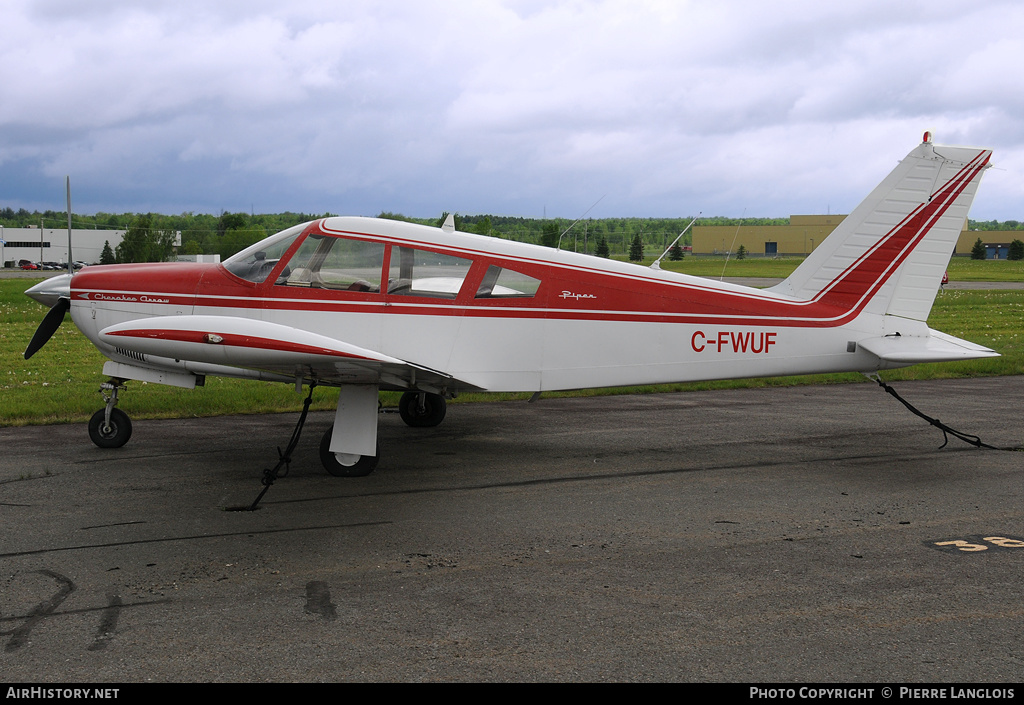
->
[25,273,73,307]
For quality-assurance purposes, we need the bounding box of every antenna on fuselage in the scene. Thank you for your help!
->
[556,194,605,250]
[650,213,700,270]
[720,209,745,281]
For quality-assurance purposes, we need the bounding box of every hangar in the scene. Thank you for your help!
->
[692,215,847,257]
[692,215,991,257]
[1,226,125,268]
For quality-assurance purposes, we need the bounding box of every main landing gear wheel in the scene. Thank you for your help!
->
[398,391,447,428]
[319,425,379,477]
[88,408,133,448]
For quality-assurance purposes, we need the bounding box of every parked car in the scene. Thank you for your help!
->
[19,260,39,270]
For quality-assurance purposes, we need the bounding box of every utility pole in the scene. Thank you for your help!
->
[67,176,73,273]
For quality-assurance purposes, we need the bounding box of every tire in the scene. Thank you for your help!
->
[319,425,379,477]
[398,392,447,428]
[88,408,133,449]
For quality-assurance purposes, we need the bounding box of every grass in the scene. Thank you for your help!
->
[945,257,1024,282]
[3,274,1022,426]
[653,256,805,279]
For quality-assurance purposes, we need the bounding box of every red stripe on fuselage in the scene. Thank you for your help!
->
[104,328,378,360]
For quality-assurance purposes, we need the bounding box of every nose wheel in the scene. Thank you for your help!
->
[88,380,132,448]
[88,408,133,448]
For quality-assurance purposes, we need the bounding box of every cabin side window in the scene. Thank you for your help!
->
[474,265,541,299]
[277,235,386,292]
[387,246,473,299]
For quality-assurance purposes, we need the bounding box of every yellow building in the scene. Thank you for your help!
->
[693,215,975,256]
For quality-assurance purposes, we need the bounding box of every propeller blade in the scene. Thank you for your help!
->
[24,297,70,360]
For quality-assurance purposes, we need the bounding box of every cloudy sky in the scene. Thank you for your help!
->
[2,0,1023,221]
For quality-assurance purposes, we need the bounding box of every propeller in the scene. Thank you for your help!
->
[24,297,70,360]
[24,175,75,360]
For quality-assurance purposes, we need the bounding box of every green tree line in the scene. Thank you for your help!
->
[5,204,1024,264]
[1,208,708,260]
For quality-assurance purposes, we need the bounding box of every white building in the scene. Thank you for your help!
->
[1,226,125,267]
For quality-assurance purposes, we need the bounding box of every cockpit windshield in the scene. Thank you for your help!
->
[222,223,309,283]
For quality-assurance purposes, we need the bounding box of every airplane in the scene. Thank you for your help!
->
[24,132,997,477]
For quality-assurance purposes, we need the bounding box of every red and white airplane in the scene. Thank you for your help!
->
[25,133,997,476]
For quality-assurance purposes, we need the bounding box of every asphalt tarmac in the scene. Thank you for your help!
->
[1,378,1022,683]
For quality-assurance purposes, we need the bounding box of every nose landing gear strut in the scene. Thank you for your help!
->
[88,379,132,448]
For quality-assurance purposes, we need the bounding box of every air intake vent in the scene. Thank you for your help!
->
[115,347,147,363]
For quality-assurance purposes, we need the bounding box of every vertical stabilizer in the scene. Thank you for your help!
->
[768,135,990,322]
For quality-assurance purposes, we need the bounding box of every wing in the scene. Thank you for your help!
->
[98,315,475,392]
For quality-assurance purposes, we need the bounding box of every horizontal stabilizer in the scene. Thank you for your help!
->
[858,329,998,364]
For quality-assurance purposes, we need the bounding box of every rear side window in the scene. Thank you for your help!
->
[475,265,541,298]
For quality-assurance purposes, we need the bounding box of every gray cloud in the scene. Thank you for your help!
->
[2,0,1022,219]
